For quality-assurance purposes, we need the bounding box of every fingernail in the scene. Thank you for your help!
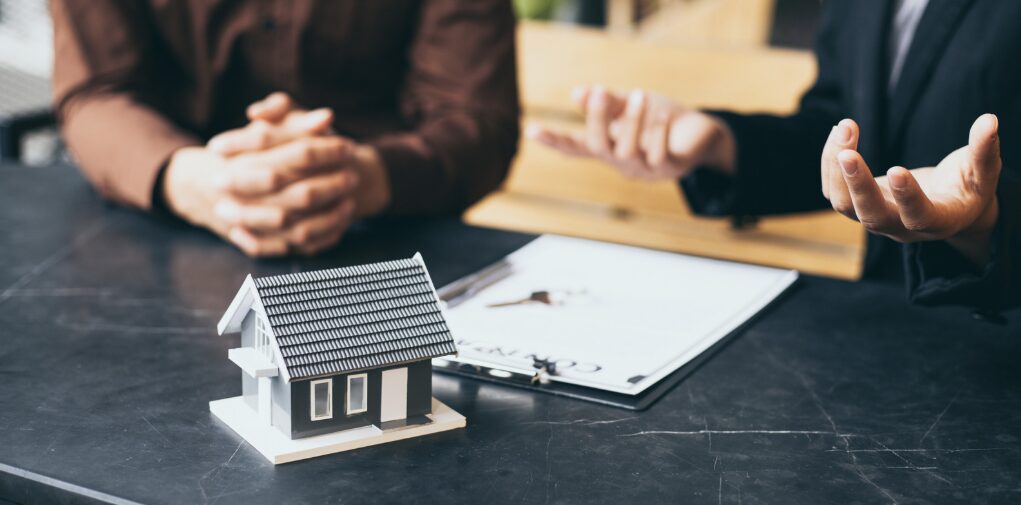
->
[228,227,247,244]
[301,108,332,129]
[888,168,907,189]
[212,174,231,190]
[839,155,857,176]
[570,86,586,103]
[983,113,998,132]
[525,124,543,139]
[214,200,239,220]
[628,90,644,110]
[837,124,852,143]
[207,137,226,153]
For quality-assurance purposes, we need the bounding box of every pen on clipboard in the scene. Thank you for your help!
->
[437,259,513,309]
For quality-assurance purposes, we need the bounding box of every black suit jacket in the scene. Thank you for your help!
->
[682,0,1021,313]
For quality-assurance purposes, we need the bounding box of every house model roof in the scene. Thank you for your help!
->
[221,254,457,381]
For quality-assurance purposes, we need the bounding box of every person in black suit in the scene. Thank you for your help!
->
[529,0,1019,315]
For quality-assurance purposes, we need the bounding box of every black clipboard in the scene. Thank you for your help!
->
[434,255,800,411]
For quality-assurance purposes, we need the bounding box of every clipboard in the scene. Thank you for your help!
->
[434,235,800,411]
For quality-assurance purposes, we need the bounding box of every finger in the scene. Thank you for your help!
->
[838,150,895,230]
[215,199,288,232]
[268,170,359,210]
[213,171,359,232]
[821,126,835,198]
[585,86,615,157]
[228,227,289,257]
[247,92,294,122]
[219,137,353,196]
[613,90,648,164]
[644,109,672,177]
[966,113,1002,194]
[823,118,860,207]
[208,109,333,156]
[288,199,357,249]
[526,124,591,157]
[666,113,720,176]
[887,166,938,233]
[571,85,591,109]
[207,121,274,156]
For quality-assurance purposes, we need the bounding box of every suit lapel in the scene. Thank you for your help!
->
[886,0,975,145]
[852,0,891,170]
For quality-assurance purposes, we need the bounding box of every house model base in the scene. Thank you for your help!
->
[210,397,466,464]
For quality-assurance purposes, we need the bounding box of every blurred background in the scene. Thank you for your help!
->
[0,0,852,279]
[513,0,820,48]
[0,0,821,166]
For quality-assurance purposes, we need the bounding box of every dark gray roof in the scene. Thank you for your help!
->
[253,257,456,380]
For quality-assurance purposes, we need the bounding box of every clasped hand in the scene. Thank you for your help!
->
[163,93,390,257]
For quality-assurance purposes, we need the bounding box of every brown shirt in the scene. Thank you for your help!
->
[51,0,520,215]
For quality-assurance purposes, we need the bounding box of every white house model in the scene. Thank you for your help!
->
[208,254,466,464]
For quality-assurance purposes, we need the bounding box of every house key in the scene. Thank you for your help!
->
[487,290,554,308]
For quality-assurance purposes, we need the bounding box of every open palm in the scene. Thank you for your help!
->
[824,114,1001,246]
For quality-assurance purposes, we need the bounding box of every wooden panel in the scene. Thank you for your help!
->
[517,21,817,116]
[637,0,777,47]
[464,22,864,280]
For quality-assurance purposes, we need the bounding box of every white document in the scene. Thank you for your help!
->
[441,235,798,395]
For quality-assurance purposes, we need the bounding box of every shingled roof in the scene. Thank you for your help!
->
[251,255,456,381]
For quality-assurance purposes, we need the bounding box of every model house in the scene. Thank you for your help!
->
[209,254,465,463]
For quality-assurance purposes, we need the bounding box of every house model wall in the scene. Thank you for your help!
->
[210,254,465,462]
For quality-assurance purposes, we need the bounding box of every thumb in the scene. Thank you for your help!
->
[967,113,1002,193]
[247,92,295,122]
[667,113,719,170]
[283,107,334,135]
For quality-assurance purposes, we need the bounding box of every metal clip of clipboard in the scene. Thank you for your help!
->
[436,259,557,385]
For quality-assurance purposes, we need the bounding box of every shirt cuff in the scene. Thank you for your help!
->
[370,134,446,216]
[679,167,739,216]
[905,197,1012,311]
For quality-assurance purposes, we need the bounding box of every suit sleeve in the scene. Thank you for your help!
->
[51,0,200,210]
[367,0,521,216]
[904,174,1021,312]
[680,2,845,217]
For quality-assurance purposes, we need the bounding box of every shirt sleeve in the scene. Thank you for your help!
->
[905,171,1021,312]
[51,0,200,210]
[367,0,521,216]
[679,1,845,217]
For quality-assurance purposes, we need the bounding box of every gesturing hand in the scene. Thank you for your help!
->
[526,85,736,180]
[824,114,1002,264]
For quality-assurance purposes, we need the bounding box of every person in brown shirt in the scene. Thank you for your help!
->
[51,0,520,256]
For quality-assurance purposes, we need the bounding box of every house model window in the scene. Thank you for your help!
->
[346,374,368,415]
[255,316,272,362]
[310,378,333,421]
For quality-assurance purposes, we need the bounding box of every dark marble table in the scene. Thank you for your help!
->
[1,161,1020,505]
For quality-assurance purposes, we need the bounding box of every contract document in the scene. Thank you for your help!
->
[438,235,798,397]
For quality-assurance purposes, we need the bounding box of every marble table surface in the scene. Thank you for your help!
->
[1,161,1019,505]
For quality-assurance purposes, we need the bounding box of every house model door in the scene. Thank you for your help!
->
[380,367,408,423]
